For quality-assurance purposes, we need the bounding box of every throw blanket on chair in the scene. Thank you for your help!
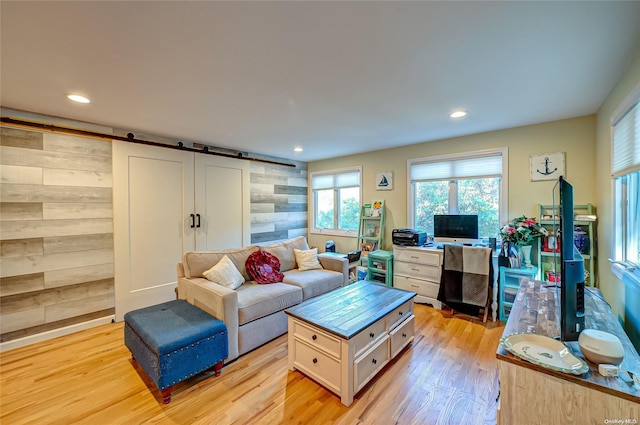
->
[437,245,493,309]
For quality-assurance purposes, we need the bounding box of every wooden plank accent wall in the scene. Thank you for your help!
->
[0,126,114,342]
[250,161,308,244]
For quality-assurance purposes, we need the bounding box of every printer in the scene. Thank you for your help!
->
[392,228,427,246]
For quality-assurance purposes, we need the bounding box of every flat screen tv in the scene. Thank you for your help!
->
[555,176,586,341]
[433,214,479,245]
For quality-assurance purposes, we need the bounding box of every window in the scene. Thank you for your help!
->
[408,148,508,240]
[310,167,361,236]
[611,83,640,283]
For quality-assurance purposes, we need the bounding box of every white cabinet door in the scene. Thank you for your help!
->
[113,141,195,321]
[194,154,250,250]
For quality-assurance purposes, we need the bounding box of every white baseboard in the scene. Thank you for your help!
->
[0,315,115,353]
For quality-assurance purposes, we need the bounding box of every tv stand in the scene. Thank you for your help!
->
[496,280,640,424]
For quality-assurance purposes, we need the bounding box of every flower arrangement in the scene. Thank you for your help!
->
[500,215,548,247]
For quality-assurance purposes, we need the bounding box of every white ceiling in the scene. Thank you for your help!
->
[2,1,640,162]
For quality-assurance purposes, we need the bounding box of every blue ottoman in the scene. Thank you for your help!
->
[124,299,228,403]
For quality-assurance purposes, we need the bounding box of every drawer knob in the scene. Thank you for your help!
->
[402,333,407,338]
[398,311,403,316]
[312,334,317,341]
[369,332,375,338]
[372,358,377,365]
[313,358,318,364]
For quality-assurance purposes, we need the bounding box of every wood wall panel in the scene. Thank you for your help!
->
[43,234,113,254]
[0,308,45,334]
[1,238,43,258]
[0,183,112,203]
[250,162,308,243]
[43,203,112,219]
[0,126,114,342]
[0,273,44,297]
[0,203,42,221]
[44,264,113,289]
[0,165,43,184]
[0,218,113,240]
[0,249,114,278]
[43,132,111,157]
[46,292,114,323]
[0,146,112,172]
[1,278,112,315]
[43,169,112,187]
[0,127,43,149]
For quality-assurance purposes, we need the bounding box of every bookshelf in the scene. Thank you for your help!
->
[357,201,385,259]
[536,203,597,287]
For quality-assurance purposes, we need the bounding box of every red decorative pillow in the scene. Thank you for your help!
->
[245,251,284,284]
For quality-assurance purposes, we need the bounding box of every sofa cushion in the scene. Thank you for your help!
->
[245,251,285,284]
[282,269,343,300]
[202,255,245,290]
[183,246,259,280]
[236,281,302,325]
[293,248,323,271]
[259,236,309,272]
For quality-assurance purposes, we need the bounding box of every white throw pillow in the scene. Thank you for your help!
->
[293,248,323,271]
[202,255,245,290]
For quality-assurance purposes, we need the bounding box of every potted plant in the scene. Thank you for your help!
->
[500,215,548,267]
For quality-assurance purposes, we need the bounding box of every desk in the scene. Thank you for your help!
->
[496,279,640,424]
[393,245,500,320]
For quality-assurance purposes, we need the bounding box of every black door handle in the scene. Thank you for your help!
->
[196,214,201,228]
[190,214,195,228]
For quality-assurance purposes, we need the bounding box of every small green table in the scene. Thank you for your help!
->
[367,250,393,286]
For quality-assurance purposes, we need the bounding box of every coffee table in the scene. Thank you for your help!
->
[285,280,416,406]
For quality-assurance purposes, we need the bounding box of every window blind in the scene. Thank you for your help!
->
[410,153,503,182]
[612,98,640,177]
[311,169,360,190]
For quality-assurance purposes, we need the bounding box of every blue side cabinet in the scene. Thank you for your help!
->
[367,250,394,286]
[499,266,538,321]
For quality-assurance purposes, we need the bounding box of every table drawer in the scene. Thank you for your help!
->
[354,336,389,392]
[291,320,341,358]
[395,261,440,281]
[394,248,441,266]
[390,314,414,358]
[352,317,387,358]
[394,275,440,299]
[293,340,341,392]
[387,300,413,331]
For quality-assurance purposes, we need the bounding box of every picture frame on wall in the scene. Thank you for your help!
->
[530,152,565,181]
[376,171,393,190]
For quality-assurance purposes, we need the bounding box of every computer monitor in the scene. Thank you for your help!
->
[433,214,479,245]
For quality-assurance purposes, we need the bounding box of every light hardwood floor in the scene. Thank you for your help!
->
[1,304,505,425]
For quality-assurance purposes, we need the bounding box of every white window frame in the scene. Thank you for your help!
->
[610,83,640,289]
[310,166,362,237]
[406,147,509,237]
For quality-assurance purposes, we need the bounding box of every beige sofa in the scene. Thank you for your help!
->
[177,236,348,361]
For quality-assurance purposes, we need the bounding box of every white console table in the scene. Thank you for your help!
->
[497,279,640,424]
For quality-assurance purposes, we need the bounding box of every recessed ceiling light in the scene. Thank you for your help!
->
[449,110,467,118]
[66,94,90,104]
[294,147,303,152]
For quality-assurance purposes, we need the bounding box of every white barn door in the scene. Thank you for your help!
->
[113,141,195,321]
[194,155,250,250]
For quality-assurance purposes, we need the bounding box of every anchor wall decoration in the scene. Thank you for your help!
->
[530,152,565,181]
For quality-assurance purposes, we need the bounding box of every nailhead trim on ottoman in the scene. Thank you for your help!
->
[124,299,228,403]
